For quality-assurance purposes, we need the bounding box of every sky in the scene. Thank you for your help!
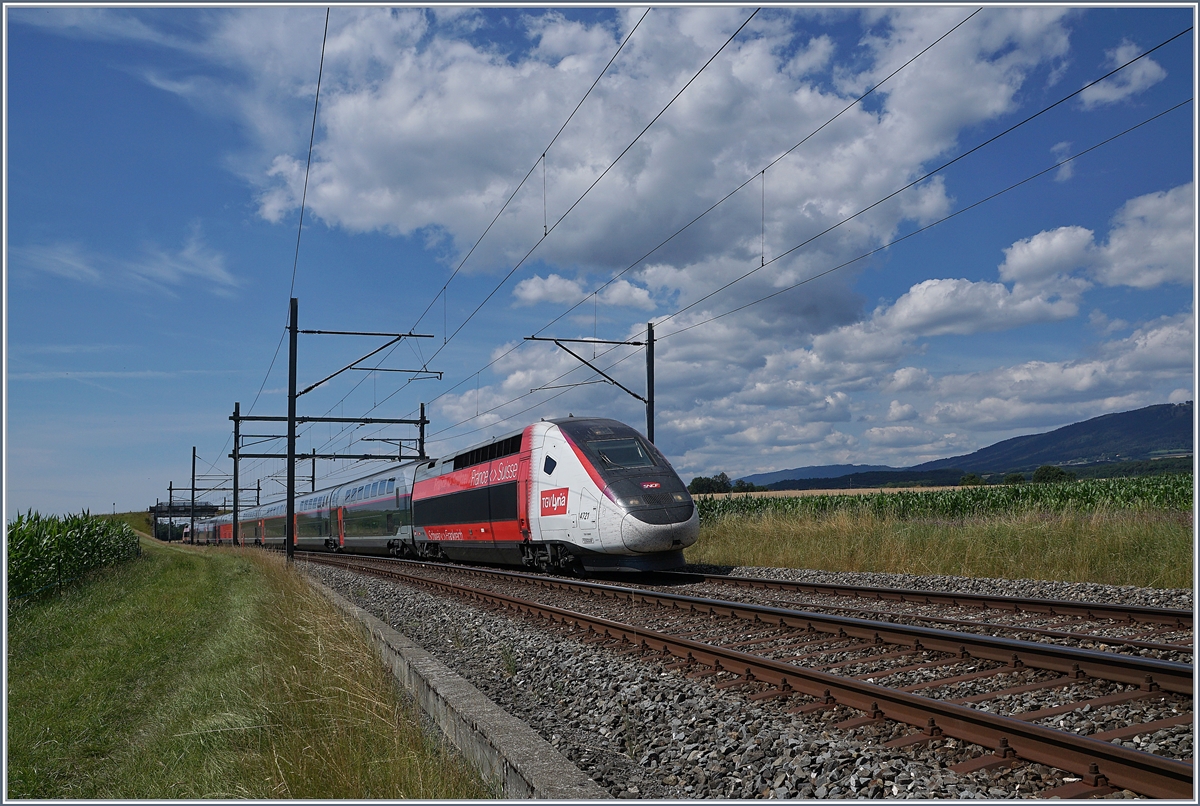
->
[4,4,1196,518]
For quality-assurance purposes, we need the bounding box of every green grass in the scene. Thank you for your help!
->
[7,539,494,799]
[685,509,1193,589]
[101,510,154,536]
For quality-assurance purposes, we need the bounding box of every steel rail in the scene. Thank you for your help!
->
[785,604,1190,654]
[302,553,1193,798]
[661,570,1193,629]
[316,555,1191,694]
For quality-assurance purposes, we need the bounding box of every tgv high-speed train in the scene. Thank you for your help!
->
[194,417,699,572]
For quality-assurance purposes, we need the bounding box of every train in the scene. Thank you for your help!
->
[192,416,699,572]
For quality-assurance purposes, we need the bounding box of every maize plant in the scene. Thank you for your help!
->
[696,474,1193,523]
[7,511,141,601]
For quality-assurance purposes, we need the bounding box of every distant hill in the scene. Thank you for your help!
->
[911,402,1193,474]
[741,402,1192,490]
[767,468,965,491]
[738,464,897,486]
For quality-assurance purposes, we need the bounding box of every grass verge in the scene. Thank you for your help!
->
[7,539,494,799]
[685,509,1193,589]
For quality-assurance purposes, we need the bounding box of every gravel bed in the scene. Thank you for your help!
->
[689,565,1193,611]
[303,562,1156,799]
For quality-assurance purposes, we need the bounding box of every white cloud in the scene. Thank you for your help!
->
[1051,141,1074,182]
[513,274,655,309]
[129,227,239,293]
[885,400,918,421]
[11,228,236,296]
[998,226,1094,285]
[1079,39,1167,109]
[879,277,1078,336]
[785,34,834,78]
[864,425,938,448]
[1088,309,1128,335]
[925,311,1193,429]
[887,367,933,392]
[513,273,585,305]
[12,243,104,284]
[1090,184,1194,288]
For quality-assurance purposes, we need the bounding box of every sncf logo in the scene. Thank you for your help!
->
[640,481,662,489]
[540,487,569,516]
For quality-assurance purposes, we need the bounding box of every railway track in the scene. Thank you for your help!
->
[301,553,1194,798]
[651,570,1193,656]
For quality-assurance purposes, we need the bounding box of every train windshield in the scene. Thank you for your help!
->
[586,438,656,469]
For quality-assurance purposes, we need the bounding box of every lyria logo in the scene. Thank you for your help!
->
[640,481,662,489]
[540,487,569,516]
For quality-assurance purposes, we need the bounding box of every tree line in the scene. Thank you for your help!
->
[691,465,1080,494]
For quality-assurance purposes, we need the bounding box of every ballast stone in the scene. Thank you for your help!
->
[310,578,608,799]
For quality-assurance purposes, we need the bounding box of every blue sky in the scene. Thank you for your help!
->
[5,5,1195,518]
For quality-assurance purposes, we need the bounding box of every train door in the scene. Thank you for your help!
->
[335,507,344,548]
[517,455,531,540]
[578,488,600,549]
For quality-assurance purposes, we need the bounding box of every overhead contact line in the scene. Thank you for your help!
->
[284,8,656,474]
[657,97,1194,341]
[408,7,652,336]
[655,25,1194,330]
[534,6,983,338]
[298,8,761,461]
[412,95,1192,445]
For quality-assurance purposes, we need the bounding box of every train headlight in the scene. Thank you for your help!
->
[672,493,688,503]
[621,497,643,507]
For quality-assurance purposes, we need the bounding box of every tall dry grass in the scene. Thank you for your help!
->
[7,538,494,799]
[223,548,496,799]
[686,509,1192,589]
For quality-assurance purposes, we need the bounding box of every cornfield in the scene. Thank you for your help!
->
[7,511,141,601]
[696,474,1194,523]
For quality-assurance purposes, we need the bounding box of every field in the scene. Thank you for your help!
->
[685,475,1193,588]
[7,511,141,600]
[7,538,494,799]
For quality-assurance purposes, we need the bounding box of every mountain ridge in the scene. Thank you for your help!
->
[737,402,1192,485]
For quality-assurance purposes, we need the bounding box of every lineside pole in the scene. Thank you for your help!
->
[168,482,173,542]
[646,321,655,443]
[190,447,196,544]
[286,297,298,563]
[232,401,240,546]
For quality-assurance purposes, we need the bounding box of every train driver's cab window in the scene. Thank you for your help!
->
[586,438,656,469]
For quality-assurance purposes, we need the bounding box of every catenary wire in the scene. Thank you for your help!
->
[411,6,761,373]
[408,7,651,334]
[355,17,1178,448]
[337,4,978,455]
[655,25,1193,328]
[419,97,1193,447]
[285,9,655,465]
[533,6,982,336]
[283,8,759,469]
[656,98,1195,340]
[239,19,1187,501]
